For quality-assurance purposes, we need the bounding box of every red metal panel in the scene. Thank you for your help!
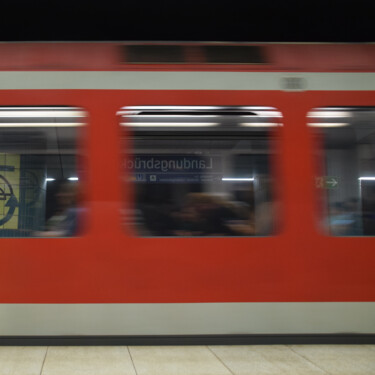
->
[0,43,119,70]
[0,43,375,71]
[270,44,375,71]
[0,89,373,304]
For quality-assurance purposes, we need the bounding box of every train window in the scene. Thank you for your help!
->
[0,107,86,237]
[119,106,282,237]
[309,107,375,236]
[124,45,184,64]
[203,46,266,64]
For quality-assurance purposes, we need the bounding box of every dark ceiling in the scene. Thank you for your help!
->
[1,0,374,42]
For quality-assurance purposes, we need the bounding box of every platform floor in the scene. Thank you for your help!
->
[0,345,374,375]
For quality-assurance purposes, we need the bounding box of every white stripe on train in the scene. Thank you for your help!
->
[0,72,375,90]
[0,303,374,335]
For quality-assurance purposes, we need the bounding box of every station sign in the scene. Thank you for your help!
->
[125,154,222,183]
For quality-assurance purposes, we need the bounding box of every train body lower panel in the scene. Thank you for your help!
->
[0,303,374,336]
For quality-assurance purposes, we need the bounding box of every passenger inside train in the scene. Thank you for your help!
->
[35,180,80,237]
[0,107,84,237]
[121,106,279,237]
[1,105,375,238]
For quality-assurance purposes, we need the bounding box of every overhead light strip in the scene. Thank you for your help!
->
[125,115,219,118]
[240,122,280,127]
[123,106,221,110]
[122,122,218,127]
[307,111,351,118]
[0,111,86,118]
[0,123,84,127]
[307,123,349,127]
[222,177,254,181]
[0,107,82,110]
[250,111,282,118]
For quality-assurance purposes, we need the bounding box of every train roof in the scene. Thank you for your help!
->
[1,42,375,72]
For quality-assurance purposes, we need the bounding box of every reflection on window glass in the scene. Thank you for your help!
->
[309,107,375,236]
[120,106,281,237]
[0,107,85,237]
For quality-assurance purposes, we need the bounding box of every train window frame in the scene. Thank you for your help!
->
[118,105,283,238]
[0,106,87,238]
[308,106,375,237]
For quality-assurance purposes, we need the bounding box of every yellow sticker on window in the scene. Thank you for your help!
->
[0,154,20,229]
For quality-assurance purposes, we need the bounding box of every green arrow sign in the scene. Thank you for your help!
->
[316,176,338,189]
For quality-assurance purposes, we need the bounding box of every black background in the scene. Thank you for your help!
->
[0,0,374,42]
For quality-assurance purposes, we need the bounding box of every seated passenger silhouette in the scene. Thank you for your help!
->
[36,181,80,237]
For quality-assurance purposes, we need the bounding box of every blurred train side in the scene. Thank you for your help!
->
[0,42,374,342]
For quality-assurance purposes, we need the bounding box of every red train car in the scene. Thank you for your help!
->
[0,42,374,344]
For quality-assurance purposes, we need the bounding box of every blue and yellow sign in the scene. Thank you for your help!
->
[0,154,20,229]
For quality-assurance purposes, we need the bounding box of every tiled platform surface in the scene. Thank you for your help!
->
[0,345,374,375]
